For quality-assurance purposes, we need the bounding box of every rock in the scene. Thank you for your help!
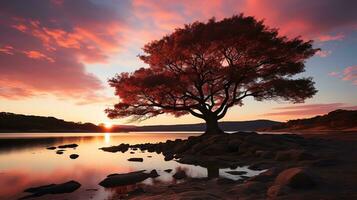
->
[20,180,81,199]
[173,170,187,180]
[225,171,247,175]
[248,167,282,183]
[99,170,151,188]
[164,169,173,173]
[69,154,79,159]
[274,167,316,189]
[100,143,129,153]
[248,162,272,170]
[85,188,98,191]
[46,146,56,150]
[128,158,143,162]
[58,144,78,148]
[275,149,316,161]
[267,185,289,198]
[147,156,152,158]
[311,159,339,167]
[216,178,236,184]
[149,170,159,178]
[56,150,65,154]
[164,153,174,161]
[228,181,266,195]
[130,151,135,154]
[198,143,227,156]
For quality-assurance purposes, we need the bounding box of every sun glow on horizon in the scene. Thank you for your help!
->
[103,122,113,130]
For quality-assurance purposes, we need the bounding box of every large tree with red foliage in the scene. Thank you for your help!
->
[106,15,318,135]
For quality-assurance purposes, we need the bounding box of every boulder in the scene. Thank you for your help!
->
[128,158,144,162]
[20,180,81,199]
[99,170,151,188]
[267,185,289,199]
[274,167,316,189]
[173,170,187,180]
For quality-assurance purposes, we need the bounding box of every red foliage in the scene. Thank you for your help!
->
[106,14,318,133]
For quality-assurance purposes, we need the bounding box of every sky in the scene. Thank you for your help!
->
[0,0,357,125]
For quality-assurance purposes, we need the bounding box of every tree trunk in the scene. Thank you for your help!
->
[204,115,224,135]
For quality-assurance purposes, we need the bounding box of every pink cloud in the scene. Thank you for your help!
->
[0,0,130,103]
[316,50,332,58]
[329,66,357,86]
[317,33,345,42]
[263,103,357,117]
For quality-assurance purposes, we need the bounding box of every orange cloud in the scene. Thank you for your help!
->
[317,33,345,42]
[23,50,55,62]
[263,103,357,117]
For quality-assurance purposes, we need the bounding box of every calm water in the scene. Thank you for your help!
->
[0,132,264,200]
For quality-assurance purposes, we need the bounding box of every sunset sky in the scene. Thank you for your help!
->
[1,0,357,125]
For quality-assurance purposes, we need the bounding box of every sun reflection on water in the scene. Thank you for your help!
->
[104,133,111,144]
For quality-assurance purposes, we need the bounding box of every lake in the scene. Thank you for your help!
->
[0,132,265,200]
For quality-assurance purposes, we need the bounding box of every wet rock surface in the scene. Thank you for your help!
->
[20,180,81,199]
[99,170,158,188]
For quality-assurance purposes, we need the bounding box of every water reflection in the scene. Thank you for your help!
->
[0,132,264,200]
[104,133,111,144]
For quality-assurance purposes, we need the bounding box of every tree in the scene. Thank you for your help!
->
[106,14,318,135]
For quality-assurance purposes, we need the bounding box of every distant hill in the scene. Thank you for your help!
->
[112,120,281,132]
[263,109,357,131]
[0,112,281,133]
[0,112,101,132]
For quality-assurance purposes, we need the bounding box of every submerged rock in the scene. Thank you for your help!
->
[20,180,81,199]
[58,144,78,149]
[128,157,144,162]
[99,170,157,188]
[69,154,79,159]
[164,169,173,173]
[46,146,56,150]
[56,150,65,154]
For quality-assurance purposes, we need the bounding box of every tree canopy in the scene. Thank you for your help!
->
[106,14,318,134]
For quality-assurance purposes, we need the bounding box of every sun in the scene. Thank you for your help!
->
[103,122,113,130]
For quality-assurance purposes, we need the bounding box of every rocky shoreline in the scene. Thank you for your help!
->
[100,131,357,199]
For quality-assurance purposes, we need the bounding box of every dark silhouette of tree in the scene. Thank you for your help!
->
[106,14,318,135]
